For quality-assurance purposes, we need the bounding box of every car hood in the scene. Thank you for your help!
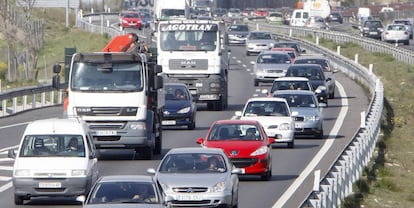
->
[240,116,292,126]
[205,141,266,157]
[256,63,291,70]
[164,100,192,111]
[85,204,162,208]
[290,107,320,117]
[228,31,249,36]
[246,39,274,44]
[156,172,228,187]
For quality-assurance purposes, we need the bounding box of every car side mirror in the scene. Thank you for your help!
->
[147,168,156,175]
[8,149,17,159]
[268,137,276,144]
[235,111,242,117]
[196,137,204,144]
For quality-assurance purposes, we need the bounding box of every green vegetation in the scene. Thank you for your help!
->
[317,38,414,208]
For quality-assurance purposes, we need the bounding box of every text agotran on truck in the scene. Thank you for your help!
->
[156,19,230,111]
[52,33,164,160]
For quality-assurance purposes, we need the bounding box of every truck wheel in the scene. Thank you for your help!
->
[139,147,153,160]
[154,117,162,155]
[14,195,24,205]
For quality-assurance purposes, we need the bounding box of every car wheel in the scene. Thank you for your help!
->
[287,141,294,148]
[254,79,259,87]
[14,195,24,205]
[138,146,153,160]
[316,129,324,139]
[188,119,196,130]
[404,40,410,45]
[260,169,272,181]
[246,51,250,56]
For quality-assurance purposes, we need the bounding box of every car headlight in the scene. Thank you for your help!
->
[71,169,87,177]
[177,107,191,114]
[122,19,128,24]
[278,123,291,130]
[210,181,226,192]
[129,122,146,130]
[305,115,320,121]
[251,146,269,156]
[14,169,30,177]
[247,43,255,47]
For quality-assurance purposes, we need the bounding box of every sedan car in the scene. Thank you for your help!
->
[271,41,306,55]
[120,12,143,30]
[294,55,336,98]
[245,31,276,56]
[268,77,313,94]
[305,16,329,30]
[381,24,410,45]
[78,175,165,207]
[235,97,296,148]
[273,90,325,138]
[227,24,249,45]
[162,83,197,130]
[147,147,242,208]
[252,51,292,86]
[285,64,331,105]
[360,20,384,39]
[196,120,275,180]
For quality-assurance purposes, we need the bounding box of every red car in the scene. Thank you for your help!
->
[254,8,269,17]
[196,120,275,180]
[120,12,142,30]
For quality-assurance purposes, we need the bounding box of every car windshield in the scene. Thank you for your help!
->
[257,54,291,64]
[244,101,289,117]
[87,181,159,204]
[229,25,248,32]
[124,13,140,18]
[249,32,272,40]
[287,66,325,80]
[159,26,218,51]
[19,135,85,157]
[165,85,190,101]
[207,124,263,141]
[387,24,406,31]
[159,153,227,173]
[271,80,311,92]
[294,59,330,72]
[274,94,317,108]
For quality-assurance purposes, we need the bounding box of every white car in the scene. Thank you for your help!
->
[245,31,276,56]
[236,97,296,148]
[392,19,413,39]
[381,23,410,45]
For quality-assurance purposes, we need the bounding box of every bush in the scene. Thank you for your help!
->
[0,62,7,80]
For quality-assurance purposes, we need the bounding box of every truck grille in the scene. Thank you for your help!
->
[87,121,127,130]
[169,59,208,70]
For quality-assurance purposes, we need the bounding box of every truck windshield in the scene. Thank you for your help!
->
[71,62,143,92]
[160,30,217,51]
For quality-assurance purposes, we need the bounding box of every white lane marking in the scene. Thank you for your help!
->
[0,182,12,192]
[0,166,13,171]
[232,56,237,59]
[246,69,251,72]
[0,122,30,129]
[242,64,247,68]
[273,81,348,208]
[0,158,14,162]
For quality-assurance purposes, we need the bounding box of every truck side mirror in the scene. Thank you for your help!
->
[53,64,61,74]
[52,75,60,90]
[154,65,162,74]
[154,75,163,90]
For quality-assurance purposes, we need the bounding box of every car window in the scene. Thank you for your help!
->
[257,54,291,64]
[244,101,289,117]
[274,94,317,108]
[159,153,227,173]
[271,81,311,92]
[208,124,263,141]
[88,182,158,204]
[287,66,325,80]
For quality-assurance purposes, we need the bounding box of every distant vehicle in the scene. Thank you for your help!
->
[9,118,100,205]
[357,7,371,23]
[269,77,313,94]
[147,147,242,208]
[196,119,275,180]
[79,175,165,207]
[162,83,197,130]
[245,31,276,56]
[381,24,410,45]
[254,8,269,18]
[241,7,255,16]
[360,20,384,39]
[120,12,143,30]
[227,8,241,18]
[272,90,325,138]
[212,8,227,18]
[235,97,296,148]
[327,12,343,24]
[266,12,284,24]
[305,16,329,30]
[392,19,413,39]
[303,0,331,19]
[290,9,309,27]
[271,47,299,62]
[140,12,152,28]
[272,41,306,55]
[227,24,249,45]
[252,51,292,86]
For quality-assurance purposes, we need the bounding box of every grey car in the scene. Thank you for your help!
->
[273,90,325,138]
[245,31,276,56]
[252,51,292,86]
[147,147,242,208]
[227,24,249,45]
[79,175,165,208]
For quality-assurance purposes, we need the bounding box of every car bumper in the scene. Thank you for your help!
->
[294,121,323,136]
[13,177,90,197]
[266,129,294,143]
[162,113,194,126]
[255,72,286,82]
[230,156,270,175]
[166,191,233,207]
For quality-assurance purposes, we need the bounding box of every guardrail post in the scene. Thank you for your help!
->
[289,29,292,37]
[23,95,27,110]
[337,46,340,55]
[50,91,55,105]
[89,16,92,24]
[360,111,366,128]
[368,64,373,75]
[32,94,36,109]
[315,36,319,45]
[354,54,358,63]
[13,97,17,114]
[256,23,259,31]
[2,100,6,116]
[41,92,46,106]
[107,19,110,27]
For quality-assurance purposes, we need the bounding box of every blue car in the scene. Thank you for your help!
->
[162,83,197,130]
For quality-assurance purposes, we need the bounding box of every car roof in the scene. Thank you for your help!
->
[98,175,155,183]
[273,89,316,96]
[295,54,327,60]
[259,50,291,55]
[288,63,323,69]
[250,31,271,34]
[246,97,287,103]
[274,77,310,81]
[167,147,225,154]
[212,119,261,125]
[25,118,87,135]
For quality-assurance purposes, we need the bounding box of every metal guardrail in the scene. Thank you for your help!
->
[247,22,384,208]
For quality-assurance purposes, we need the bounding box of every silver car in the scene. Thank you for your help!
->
[147,147,242,208]
[79,175,165,208]
[273,90,325,138]
[252,51,292,86]
[245,31,275,56]
[381,24,410,45]
[227,24,249,45]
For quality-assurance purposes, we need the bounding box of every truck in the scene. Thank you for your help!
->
[156,19,229,111]
[52,33,164,160]
[302,0,331,19]
[154,0,191,21]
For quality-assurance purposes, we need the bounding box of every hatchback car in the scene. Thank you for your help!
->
[266,12,284,24]
[294,55,336,98]
[227,24,250,45]
[120,12,143,30]
[252,51,292,86]
[235,97,296,148]
[360,20,384,39]
[273,90,325,138]
[285,64,331,105]
[392,18,413,39]
[245,31,275,56]
[196,120,275,180]
[381,24,410,45]
[78,175,165,207]
[327,12,343,24]
[305,16,329,30]
[162,83,197,130]
[147,147,242,208]
[271,47,299,62]
[268,77,313,94]
[271,41,306,55]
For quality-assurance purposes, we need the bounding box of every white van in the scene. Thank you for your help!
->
[290,9,310,27]
[8,117,100,205]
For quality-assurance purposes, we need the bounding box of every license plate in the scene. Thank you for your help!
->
[39,182,61,188]
[162,120,176,125]
[369,32,377,35]
[177,194,203,201]
[96,130,117,136]
[190,89,197,95]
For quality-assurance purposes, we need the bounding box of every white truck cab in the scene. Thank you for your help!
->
[8,117,100,205]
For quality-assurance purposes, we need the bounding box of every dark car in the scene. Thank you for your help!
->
[327,12,343,24]
[285,64,331,105]
[271,41,306,55]
[360,20,384,39]
[162,83,197,130]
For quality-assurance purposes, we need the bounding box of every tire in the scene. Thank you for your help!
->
[154,115,162,155]
[254,79,259,87]
[404,40,409,45]
[246,51,250,56]
[287,141,294,148]
[329,90,335,99]
[139,147,153,160]
[188,119,196,130]
[260,169,272,181]
[14,195,24,205]
[316,129,324,139]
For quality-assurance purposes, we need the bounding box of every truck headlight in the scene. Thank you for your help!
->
[15,169,30,177]
[130,122,146,130]
[72,169,87,177]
